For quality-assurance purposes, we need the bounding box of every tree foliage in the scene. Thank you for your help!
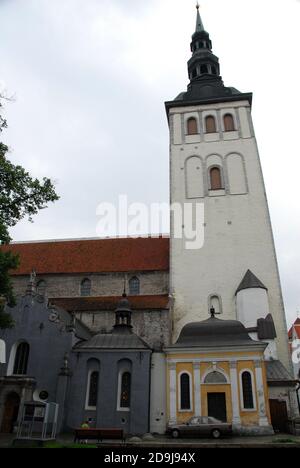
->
[0,94,59,328]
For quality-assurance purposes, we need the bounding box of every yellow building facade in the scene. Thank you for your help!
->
[165,315,274,434]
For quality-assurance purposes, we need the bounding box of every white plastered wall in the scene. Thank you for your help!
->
[169,99,291,371]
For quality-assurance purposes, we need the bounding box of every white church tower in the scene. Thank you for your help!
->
[166,6,291,371]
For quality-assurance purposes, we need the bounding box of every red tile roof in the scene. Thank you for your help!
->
[288,318,300,339]
[1,237,169,275]
[49,295,170,312]
[294,325,300,339]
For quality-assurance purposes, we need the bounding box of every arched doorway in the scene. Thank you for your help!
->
[1,392,20,433]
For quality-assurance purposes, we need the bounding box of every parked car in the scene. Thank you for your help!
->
[167,416,232,439]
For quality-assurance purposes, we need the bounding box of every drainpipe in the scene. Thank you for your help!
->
[296,380,300,414]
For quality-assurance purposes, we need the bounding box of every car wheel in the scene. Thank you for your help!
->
[211,429,221,439]
[171,429,180,439]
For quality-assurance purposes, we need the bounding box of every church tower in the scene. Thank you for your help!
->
[166,6,291,370]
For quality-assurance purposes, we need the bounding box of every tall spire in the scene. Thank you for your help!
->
[195,3,205,33]
[165,6,252,113]
[113,292,133,332]
[188,5,221,89]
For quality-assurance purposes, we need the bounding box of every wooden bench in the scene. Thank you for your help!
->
[74,428,125,443]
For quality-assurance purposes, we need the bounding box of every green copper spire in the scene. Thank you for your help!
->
[195,3,205,33]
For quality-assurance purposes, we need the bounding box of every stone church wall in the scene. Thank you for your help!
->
[77,309,170,351]
[11,271,169,298]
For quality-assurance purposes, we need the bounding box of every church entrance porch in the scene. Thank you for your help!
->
[207,392,227,422]
[0,392,20,433]
[0,376,36,434]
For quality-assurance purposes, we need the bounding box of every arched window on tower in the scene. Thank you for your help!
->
[37,280,46,296]
[180,373,192,410]
[241,371,254,409]
[81,278,91,297]
[13,342,29,375]
[224,114,235,132]
[211,65,217,75]
[129,276,140,295]
[205,115,217,133]
[187,117,198,135]
[209,167,223,190]
[209,295,222,314]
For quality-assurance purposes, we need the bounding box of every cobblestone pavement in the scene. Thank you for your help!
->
[1,432,300,448]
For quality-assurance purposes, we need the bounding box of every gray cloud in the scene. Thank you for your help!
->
[1,0,299,327]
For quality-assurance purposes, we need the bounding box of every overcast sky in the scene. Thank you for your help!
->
[1,0,299,326]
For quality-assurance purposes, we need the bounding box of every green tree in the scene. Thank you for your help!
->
[0,95,59,328]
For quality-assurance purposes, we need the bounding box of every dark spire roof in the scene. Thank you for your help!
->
[195,3,205,33]
[165,7,252,112]
[236,270,267,295]
[113,293,133,333]
[73,294,151,350]
[170,316,265,349]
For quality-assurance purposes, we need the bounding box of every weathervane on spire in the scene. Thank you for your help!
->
[196,1,200,10]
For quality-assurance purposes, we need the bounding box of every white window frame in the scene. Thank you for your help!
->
[239,369,257,412]
[7,340,29,376]
[117,369,131,412]
[221,110,238,132]
[85,369,99,411]
[185,114,199,135]
[178,371,193,413]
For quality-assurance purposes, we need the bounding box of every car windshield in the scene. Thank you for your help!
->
[189,418,199,425]
[208,417,221,423]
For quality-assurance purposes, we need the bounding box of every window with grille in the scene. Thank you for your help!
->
[180,373,191,410]
[88,371,99,408]
[205,115,217,133]
[242,371,254,409]
[204,371,227,384]
[13,342,29,375]
[129,277,140,295]
[120,372,131,408]
[210,167,222,190]
[224,114,235,132]
[81,278,91,297]
[187,118,198,135]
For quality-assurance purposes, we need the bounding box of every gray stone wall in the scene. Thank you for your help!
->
[67,350,151,435]
[11,271,169,298]
[77,310,170,350]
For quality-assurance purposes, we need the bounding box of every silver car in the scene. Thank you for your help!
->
[167,416,232,439]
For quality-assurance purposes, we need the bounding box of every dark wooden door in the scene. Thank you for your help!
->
[207,393,227,422]
[269,399,288,433]
[0,392,20,433]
